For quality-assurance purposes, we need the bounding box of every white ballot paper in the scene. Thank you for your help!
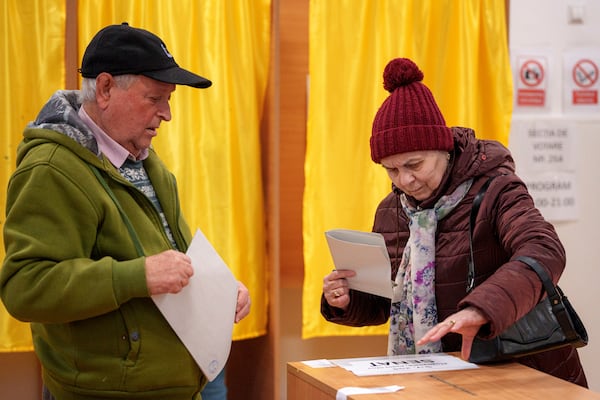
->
[325,229,392,298]
[336,385,404,400]
[152,229,238,382]
[331,353,478,376]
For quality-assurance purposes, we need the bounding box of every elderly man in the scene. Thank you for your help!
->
[1,23,250,400]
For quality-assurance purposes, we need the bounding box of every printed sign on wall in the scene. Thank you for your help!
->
[517,56,548,108]
[512,49,551,113]
[564,50,600,113]
[510,119,578,222]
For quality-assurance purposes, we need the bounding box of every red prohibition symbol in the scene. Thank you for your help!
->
[572,59,598,88]
[520,60,544,87]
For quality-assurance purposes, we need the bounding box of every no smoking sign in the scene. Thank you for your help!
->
[572,59,598,88]
[568,57,599,106]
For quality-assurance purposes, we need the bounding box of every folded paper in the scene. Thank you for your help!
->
[325,229,392,298]
[152,229,238,381]
[336,385,404,400]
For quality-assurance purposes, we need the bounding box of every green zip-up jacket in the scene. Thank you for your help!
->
[1,90,206,399]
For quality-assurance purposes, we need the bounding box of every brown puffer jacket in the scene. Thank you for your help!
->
[321,127,587,387]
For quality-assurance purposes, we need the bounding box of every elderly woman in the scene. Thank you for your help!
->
[321,58,587,387]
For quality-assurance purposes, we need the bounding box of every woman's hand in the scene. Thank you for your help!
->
[322,269,356,310]
[416,306,488,360]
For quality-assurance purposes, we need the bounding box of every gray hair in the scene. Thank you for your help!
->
[80,74,139,103]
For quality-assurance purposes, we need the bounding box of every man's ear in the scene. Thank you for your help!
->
[95,73,114,109]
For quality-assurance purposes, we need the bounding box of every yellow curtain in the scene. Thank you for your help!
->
[0,0,269,351]
[0,0,65,352]
[78,0,270,341]
[303,0,513,338]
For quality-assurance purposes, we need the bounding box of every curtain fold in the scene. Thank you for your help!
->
[0,0,65,352]
[303,0,513,338]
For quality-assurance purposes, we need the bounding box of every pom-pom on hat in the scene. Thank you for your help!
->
[370,58,453,163]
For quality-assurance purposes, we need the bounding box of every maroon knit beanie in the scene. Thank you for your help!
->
[370,58,454,163]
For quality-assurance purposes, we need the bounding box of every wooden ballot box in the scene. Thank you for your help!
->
[287,355,600,400]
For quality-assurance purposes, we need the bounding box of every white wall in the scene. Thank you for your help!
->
[509,0,600,391]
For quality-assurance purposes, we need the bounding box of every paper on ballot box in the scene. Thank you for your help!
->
[330,353,478,376]
[325,229,392,298]
[152,229,238,382]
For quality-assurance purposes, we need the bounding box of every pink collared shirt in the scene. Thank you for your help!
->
[78,106,148,167]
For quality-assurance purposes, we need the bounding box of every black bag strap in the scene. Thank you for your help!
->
[514,255,581,343]
[467,175,497,293]
[513,256,559,302]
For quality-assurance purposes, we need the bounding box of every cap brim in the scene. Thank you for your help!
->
[143,67,212,89]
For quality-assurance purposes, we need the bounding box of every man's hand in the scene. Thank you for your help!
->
[235,281,251,323]
[145,250,194,295]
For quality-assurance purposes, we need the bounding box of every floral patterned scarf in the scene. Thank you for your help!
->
[388,179,473,355]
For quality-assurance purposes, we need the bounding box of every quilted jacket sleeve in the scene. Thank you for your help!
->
[458,173,566,338]
[320,290,391,326]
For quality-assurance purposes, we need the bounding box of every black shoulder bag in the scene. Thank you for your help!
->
[466,176,588,364]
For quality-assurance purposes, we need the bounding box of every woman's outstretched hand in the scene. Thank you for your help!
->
[416,306,488,360]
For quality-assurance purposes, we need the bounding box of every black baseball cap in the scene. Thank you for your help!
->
[80,22,212,89]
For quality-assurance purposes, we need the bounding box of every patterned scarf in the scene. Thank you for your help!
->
[120,158,178,250]
[387,179,472,355]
